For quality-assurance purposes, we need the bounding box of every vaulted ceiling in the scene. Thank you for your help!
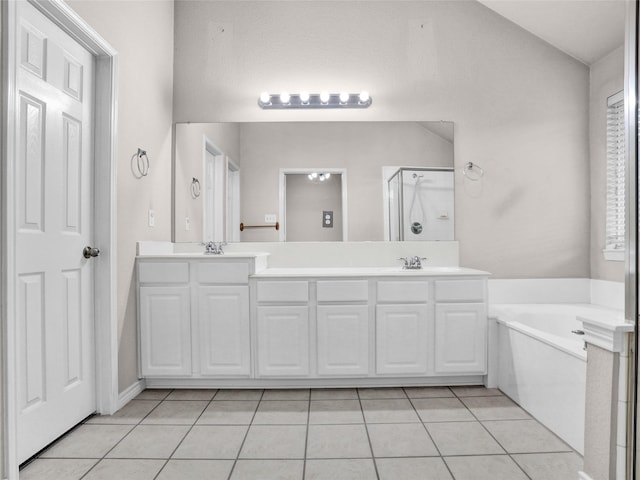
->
[477,0,626,65]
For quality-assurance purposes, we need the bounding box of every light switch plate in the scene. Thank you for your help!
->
[265,214,277,223]
[185,216,190,230]
[148,209,155,227]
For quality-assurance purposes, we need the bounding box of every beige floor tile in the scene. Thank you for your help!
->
[19,458,97,480]
[239,425,307,459]
[155,459,234,480]
[361,398,420,423]
[444,455,529,480]
[310,388,359,400]
[306,424,372,459]
[106,425,190,459]
[135,389,172,400]
[426,422,504,456]
[172,425,248,459]
[358,387,407,399]
[460,396,531,420]
[165,389,217,401]
[197,400,259,425]
[512,452,583,479]
[252,400,309,424]
[368,423,439,457]
[404,387,454,399]
[450,386,503,397]
[262,389,310,401]
[141,400,208,425]
[412,397,476,423]
[376,457,454,480]
[483,420,573,453]
[305,459,377,480]
[40,425,133,458]
[230,459,304,480]
[309,400,364,424]
[82,459,165,480]
[213,389,263,400]
[86,400,159,425]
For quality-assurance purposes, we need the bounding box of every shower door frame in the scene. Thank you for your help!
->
[386,166,455,241]
[628,0,639,477]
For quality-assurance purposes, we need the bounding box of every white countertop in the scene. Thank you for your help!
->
[137,252,271,259]
[252,266,490,278]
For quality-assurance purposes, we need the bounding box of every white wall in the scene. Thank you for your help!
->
[66,0,175,392]
[589,46,625,282]
[173,0,592,278]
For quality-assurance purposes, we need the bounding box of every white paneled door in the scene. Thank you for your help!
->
[16,1,96,463]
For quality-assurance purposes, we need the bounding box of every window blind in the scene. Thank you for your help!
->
[605,91,625,251]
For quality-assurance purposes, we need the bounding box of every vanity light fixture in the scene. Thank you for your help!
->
[258,91,372,109]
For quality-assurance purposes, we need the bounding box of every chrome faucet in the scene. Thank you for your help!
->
[399,256,427,269]
[204,241,225,255]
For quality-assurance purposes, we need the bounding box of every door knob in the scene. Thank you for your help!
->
[83,246,100,259]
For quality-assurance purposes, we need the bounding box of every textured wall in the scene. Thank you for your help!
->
[174,0,592,278]
[66,0,175,392]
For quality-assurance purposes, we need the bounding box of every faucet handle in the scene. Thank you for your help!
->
[398,257,410,269]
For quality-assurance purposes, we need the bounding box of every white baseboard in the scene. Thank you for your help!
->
[578,472,594,480]
[117,379,146,410]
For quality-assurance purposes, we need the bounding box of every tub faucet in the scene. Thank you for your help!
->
[399,256,427,269]
[204,241,224,255]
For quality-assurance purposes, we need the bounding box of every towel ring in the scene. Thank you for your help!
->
[462,162,483,181]
[191,177,201,198]
[136,148,150,177]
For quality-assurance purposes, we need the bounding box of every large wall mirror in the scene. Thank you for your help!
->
[173,121,454,243]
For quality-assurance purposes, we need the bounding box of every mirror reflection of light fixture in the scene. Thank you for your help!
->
[308,172,331,183]
[258,91,372,109]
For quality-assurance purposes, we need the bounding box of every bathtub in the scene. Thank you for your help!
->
[490,303,620,455]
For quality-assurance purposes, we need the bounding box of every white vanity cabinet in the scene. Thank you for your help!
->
[375,281,430,375]
[316,281,370,376]
[138,262,192,377]
[137,256,258,379]
[256,281,310,377]
[433,280,487,375]
[137,252,489,387]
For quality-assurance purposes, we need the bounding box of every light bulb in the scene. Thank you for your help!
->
[308,174,314,181]
[324,173,331,180]
[280,92,290,104]
[259,92,271,104]
[359,91,370,103]
[311,172,318,179]
[300,91,310,103]
[339,92,350,103]
[320,91,330,104]
[319,174,326,181]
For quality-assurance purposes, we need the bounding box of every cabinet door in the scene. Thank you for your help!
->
[317,305,369,376]
[434,303,486,374]
[257,306,309,377]
[198,286,250,376]
[375,304,428,375]
[139,286,191,376]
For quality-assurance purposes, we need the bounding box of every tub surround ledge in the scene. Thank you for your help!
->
[579,314,633,353]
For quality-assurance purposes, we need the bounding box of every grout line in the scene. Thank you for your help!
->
[404,386,458,480]
[78,388,176,480]
[226,389,265,480]
[302,390,311,479]
[151,389,219,480]
[356,388,380,480]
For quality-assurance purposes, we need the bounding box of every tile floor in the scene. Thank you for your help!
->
[20,386,583,480]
